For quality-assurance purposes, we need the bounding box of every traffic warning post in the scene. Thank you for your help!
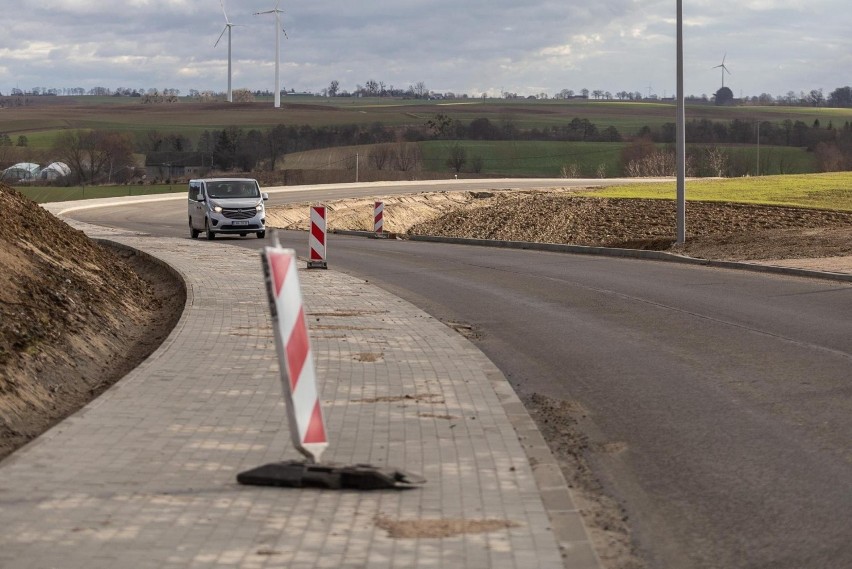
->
[262,245,328,463]
[373,201,388,238]
[237,234,425,490]
[307,205,328,269]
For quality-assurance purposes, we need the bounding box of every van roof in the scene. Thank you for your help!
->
[189,178,259,183]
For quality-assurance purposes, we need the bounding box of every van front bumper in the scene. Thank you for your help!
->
[209,211,266,232]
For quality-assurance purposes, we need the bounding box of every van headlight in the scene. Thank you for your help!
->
[213,205,223,213]
[256,202,263,211]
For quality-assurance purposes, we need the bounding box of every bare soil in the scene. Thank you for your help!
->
[0,184,185,461]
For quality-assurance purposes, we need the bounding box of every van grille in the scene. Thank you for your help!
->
[222,208,257,220]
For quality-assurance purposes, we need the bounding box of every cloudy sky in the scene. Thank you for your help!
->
[2,1,849,99]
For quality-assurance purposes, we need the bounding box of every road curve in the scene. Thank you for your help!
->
[71,180,852,569]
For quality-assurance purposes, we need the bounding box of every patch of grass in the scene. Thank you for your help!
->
[15,185,181,204]
[420,140,626,177]
[590,172,852,211]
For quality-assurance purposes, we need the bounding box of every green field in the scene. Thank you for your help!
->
[590,172,852,211]
[14,184,181,204]
[420,140,626,177]
[275,140,817,178]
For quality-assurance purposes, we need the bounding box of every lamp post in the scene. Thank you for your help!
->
[676,0,686,245]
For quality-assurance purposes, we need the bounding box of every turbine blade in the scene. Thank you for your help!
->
[214,26,227,47]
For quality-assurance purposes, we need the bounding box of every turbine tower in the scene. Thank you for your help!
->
[255,1,287,108]
[215,0,240,103]
[713,53,732,88]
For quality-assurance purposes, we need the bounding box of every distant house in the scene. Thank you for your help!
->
[145,152,210,180]
[2,162,40,181]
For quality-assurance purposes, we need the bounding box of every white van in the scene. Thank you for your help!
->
[188,178,269,239]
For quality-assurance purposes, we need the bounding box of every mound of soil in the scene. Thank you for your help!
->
[268,188,852,262]
[409,193,852,259]
[0,184,185,460]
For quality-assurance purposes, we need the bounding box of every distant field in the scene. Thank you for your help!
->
[5,96,852,151]
[280,140,816,177]
[420,140,626,177]
[590,172,852,211]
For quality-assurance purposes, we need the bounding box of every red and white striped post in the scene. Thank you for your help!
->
[262,246,328,463]
[373,201,387,238]
[308,205,328,269]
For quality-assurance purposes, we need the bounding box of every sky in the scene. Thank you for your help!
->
[1,1,849,100]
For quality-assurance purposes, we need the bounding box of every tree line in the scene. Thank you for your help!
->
[6,83,852,108]
[28,111,852,185]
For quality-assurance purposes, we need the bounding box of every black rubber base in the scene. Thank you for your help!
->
[237,460,426,490]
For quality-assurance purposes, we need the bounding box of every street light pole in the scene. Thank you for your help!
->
[676,0,686,245]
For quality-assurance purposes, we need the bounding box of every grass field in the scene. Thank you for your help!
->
[15,184,181,204]
[278,140,817,178]
[420,140,626,177]
[590,172,852,211]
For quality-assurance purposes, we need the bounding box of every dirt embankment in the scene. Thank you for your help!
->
[0,184,185,460]
[267,187,852,263]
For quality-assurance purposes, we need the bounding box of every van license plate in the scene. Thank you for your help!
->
[233,221,248,226]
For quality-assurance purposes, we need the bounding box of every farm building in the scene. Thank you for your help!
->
[145,152,209,180]
[2,162,41,181]
[39,162,71,180]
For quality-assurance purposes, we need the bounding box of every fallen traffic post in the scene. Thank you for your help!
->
[373,201,388,238]
[307,205,328,269]
[237,233,425,491]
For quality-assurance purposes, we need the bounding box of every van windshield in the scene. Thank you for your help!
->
[207,181,260,199]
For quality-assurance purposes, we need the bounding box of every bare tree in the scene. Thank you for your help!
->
[446,144,467,173]
[369,143,394,170]
[394,142,420,171]
[705,146,728,177]
[53,130,134,184]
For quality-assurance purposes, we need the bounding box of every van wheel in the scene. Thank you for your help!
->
[205,219,216,240]
[256,231,266,239]
[189,219,200,239]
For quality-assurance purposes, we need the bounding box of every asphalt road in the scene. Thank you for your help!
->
[71,182,852,569]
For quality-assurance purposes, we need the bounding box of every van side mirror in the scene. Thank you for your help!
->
[262,192,269,201]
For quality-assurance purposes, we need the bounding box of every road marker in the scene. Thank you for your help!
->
[236,233,426,490]
[264,245,328,463]
[373,201,388,238]
[307,205,328,269]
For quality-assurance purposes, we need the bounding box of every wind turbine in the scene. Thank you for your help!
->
[214,0,240,103]
[255,0,287,108]
[713,53,732,89]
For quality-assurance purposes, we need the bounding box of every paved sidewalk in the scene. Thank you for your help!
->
[0,210,598,568]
